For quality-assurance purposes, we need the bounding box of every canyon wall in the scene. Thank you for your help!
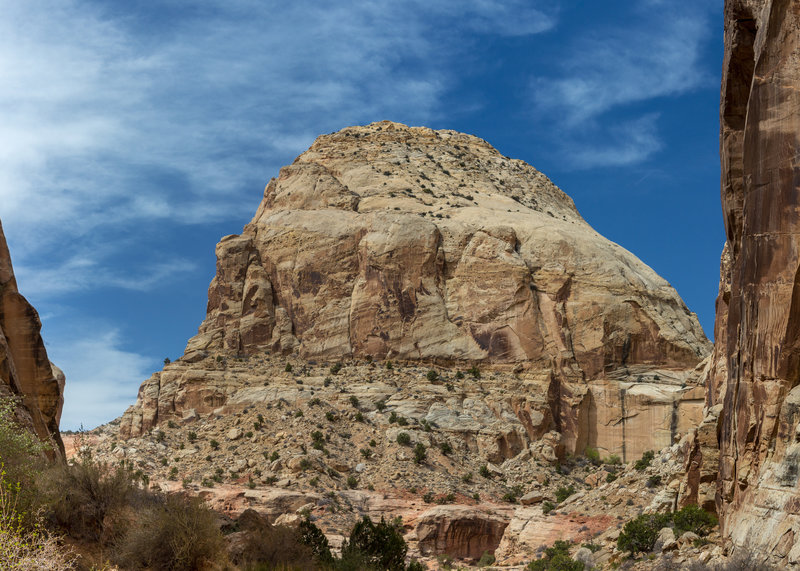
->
[0,221,64,457]
[714,0,800,565]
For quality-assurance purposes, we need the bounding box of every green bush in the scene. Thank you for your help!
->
[340,516,407,571]
[528,540,583,571]
[584,447,601,466]
[634,450,655,471]
[542,501,555,515]
[330,363,342,375]
[672,504,718,536]
[0,465,77,570]
[396,432,411,446]
[439,441,452,455]
[413,443,427,464]
[555,485,575,503]
[426,370,438,382]
[617,512,672,554]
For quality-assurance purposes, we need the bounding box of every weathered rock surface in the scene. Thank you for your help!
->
[120,122,710,461]
[712,1,800,567]
[0,220,64,456]
[415,505,509,560]
[183,121,708,370]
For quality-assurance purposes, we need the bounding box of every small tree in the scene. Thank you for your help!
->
[617,513,671,554]
[341,516,408,571]
[413,443,427,464]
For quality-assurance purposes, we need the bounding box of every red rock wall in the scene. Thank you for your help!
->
[716,0,800,564]
[0,221,64,457]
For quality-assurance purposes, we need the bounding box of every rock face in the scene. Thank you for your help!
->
[184,121,708,368]
[0,220,64,456]
[714,0,800,566]
[120,122,710,462]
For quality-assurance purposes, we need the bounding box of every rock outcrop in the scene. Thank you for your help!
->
[711,0,800,566]
[121,122,710,457]
[183,121,708,371]
[0,220,64,456]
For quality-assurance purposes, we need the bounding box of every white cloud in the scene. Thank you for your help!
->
[531,1,717,166]
[49,329,157,430]
[0,0,557,263]
[569,114,663,169]
[0,0,558,431]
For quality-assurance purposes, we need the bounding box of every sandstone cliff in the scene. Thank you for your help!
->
[120,122,710,463]
[711,0,800,565]
[184,121,708,370]
[0,220,64,457]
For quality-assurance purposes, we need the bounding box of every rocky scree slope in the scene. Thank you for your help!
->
[0,219,64,456]
[120,121,710,464]
[83,358,728,569]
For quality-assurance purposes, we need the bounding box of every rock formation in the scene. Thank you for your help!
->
[120,121,710,462]
[184,121,708,370]
[0,220,65,456]
[712,0,800,565]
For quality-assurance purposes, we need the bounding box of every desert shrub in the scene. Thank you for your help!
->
[347,475,358,489]
[605,454,622,465]
[478,550,496,567]
[413,443,427,464]
[340,516,407,571]
[0,465,77,570]
[479,464,491,478]
[468,366,481,379]
[232,521,318,570]
[113,493,225,570]
[542,501,555,515]
[634,450,655,471]
[528,540,583,571]
[555,485,575,503]
[439,441,453,455]
[330,363,342,375]
[426,370,438,382]
[349,396,359,408]
[285,363,293,373]
[44,456,139,542]
[672,504,718,536]
[0,399,49,518]
[646,475,662,488]
[584,447,601,466]
[375,400,387,412]
[396,432,411,446]
[617,512,672,554]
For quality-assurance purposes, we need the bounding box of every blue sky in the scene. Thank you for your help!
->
[0,0,724,430]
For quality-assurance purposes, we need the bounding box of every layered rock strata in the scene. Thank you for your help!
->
[0,221,64,456]
[121,122,710,461]
[183,121,708,370]
[709,0,800,566]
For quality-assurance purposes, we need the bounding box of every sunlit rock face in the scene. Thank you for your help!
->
[713,0,800,566]
[120,121,710,460]
[0,220,64,457]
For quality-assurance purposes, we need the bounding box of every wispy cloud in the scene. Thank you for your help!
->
[0,0,558,429]
[49,329,157,430]
[531,0,718,167]
[0,0,557,268]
